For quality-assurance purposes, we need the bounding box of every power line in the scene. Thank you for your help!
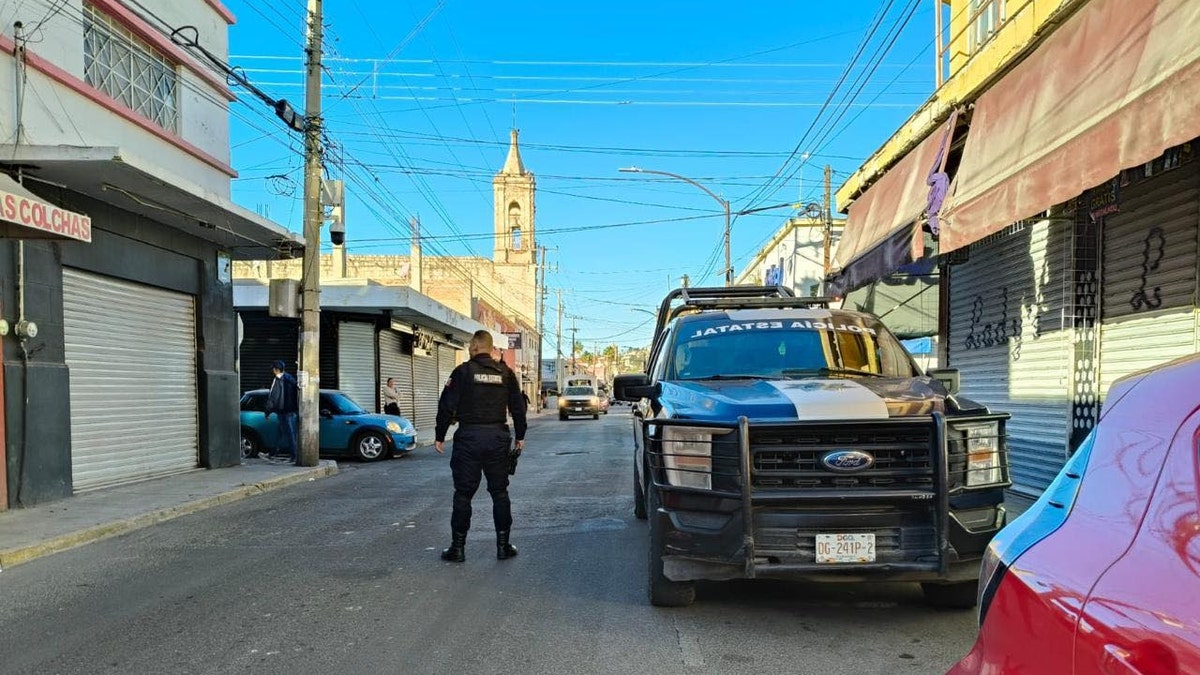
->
[737,0,899,210]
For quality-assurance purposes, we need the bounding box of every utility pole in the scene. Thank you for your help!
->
[410,215,422,293]
[298,0,323,467]
[723,198,732,286]
[570,319,578,375]
[536,246,546,398]
[822,164,833,295]
[682,274,690,288]
[555,289,563,391]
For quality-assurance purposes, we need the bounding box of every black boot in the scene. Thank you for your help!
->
[497,530,518,560]
[441,531,466,563]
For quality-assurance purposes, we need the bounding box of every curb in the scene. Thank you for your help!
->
[0,461,339,571]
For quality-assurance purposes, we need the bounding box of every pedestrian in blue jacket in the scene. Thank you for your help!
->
[265,360,300,464]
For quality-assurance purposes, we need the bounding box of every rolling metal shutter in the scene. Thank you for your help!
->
[412,351,439,444]
[378,329,414,419]
[1098,164,1199,396]
[63,269,198,492]
[437,343,460,387]
[338,321,377,412]
[237,313,298,394]
[948,220,1073,496]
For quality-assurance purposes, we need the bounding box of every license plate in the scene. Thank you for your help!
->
[815,533,876,563]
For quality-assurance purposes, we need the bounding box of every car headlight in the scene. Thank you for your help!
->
[386,420,412,435]
[955,422,1002,486]
[660,426,733,491]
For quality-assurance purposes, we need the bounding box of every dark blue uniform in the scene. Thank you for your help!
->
[436,353,527,534]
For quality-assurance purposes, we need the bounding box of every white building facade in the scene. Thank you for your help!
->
[735,216,844,296]
[0,0,300,509]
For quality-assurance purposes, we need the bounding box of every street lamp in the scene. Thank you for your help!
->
[620,166,733,286]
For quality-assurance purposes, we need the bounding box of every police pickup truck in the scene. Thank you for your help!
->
[613,286,1011,608]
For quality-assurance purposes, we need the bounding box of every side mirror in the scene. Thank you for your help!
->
[613,373,655,402]
[319,409,334,418]
[928,368,960,395]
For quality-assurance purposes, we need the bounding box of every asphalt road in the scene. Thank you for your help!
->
[0,407,977,675]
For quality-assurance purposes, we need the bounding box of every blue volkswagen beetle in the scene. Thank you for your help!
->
[239,389,417,461]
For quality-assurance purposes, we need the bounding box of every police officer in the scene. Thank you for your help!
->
[435,330,527,563]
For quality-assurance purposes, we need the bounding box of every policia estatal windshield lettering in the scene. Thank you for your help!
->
[435,330,528,563]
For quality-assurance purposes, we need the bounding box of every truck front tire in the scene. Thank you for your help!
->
[633,472,647,520]
[648,490,695,607]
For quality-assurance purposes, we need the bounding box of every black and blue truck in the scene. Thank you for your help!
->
[613,286,1012,607]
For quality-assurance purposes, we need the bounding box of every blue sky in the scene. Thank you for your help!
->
[225,1,938,354]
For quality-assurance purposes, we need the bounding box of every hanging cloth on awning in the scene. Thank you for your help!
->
[940,0,1200,253]
[828,111,958,295]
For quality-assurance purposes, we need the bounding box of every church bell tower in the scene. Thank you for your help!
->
[493,129,536,264]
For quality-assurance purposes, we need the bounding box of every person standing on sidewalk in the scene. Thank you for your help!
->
[435,330,527,563]
[382,377,403,416]
[265,360,299,464]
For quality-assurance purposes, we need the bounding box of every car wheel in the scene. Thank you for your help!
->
[633,471,647,520]
[921,581,978,609]
[353,431,389,462]
[240,428,261,459]
[648,489,695,607]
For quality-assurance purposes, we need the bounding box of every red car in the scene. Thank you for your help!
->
[949,353,1200,675]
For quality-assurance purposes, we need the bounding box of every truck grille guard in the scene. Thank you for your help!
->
[642,412,1009,579]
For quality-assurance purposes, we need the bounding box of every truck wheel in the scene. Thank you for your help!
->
[633,472,647,520]
[559,413,567,420]
[593,413,600,420]
[648,489,695,607]
[921,581,978,609]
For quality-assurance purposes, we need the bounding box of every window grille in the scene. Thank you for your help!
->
[83,3,179,132]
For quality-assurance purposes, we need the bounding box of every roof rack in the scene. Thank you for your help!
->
[651,286,794,343]
[683,296,833,311]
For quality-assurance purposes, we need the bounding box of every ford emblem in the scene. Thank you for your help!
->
[822,450,875,473]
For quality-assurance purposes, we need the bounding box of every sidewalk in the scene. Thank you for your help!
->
[0,458,338,571]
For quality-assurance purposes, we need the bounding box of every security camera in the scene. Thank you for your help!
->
[330,219,345,246]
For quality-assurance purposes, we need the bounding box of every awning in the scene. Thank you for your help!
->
[233,279,487,344]
[0,145,304,259]
[0,172,92,243]
[829,111,958,294]
[940,0,1200,253]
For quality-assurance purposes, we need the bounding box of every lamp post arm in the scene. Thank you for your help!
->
[631,168,727,210]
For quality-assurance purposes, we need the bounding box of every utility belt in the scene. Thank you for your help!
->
[457,422,509,430]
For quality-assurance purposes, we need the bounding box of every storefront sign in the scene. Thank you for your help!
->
[1088,178,1121,221]
[0,184,92,243]
[503,331,522,350]
[413,329,435,356]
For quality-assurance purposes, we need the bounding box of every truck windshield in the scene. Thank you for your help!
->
[563,386,596,396]
[668,317,916,380]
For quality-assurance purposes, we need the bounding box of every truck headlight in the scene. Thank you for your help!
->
[956,422,1002,486]
[660,426,732,490]
[558,398,567,409]
[591,396,600,407]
